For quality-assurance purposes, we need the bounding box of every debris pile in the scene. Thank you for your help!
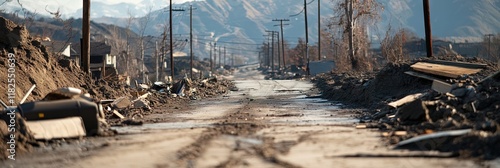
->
[314,57,500,159]
[0,16,236,160]
[104,76,236,125]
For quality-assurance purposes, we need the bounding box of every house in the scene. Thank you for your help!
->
[41,41,72,57]
[71,42,118,80]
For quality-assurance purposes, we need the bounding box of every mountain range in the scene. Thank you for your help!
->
[2,0,499,59]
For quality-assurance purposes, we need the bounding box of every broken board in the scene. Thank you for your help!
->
[411,62,482,78]
[388,93,425,108]
[26,117,86,140]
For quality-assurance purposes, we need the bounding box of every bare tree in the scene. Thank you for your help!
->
[125,9,134,76]
[483,34,500,65]
[137,7,153,83]
[380,26,416,63]
[329,0,382,70]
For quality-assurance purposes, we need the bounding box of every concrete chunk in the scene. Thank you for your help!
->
[111,97,131,109]
[133,99,150,110]
[26,117,86,140]
[432,80,452,93]
[396,99,427,122]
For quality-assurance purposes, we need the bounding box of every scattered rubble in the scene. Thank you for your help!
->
[104,76,236,125]
[314,57,500,159]
[0,16,236,160]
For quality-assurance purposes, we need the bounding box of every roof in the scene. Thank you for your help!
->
[41,41,71,54]
[71,42,113,56]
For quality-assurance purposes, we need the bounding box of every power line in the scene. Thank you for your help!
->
[194,38,261,45]
[195,41,259,52]
[290,0,315,17]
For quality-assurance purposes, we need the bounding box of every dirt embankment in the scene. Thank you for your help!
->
[313,57,500,159]
[0,16,132,160]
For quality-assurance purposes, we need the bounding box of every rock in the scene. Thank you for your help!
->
[463,86,477,103]
[111,97,132,109]
[396,99,427,122]
[451,88,468,97]
[133,99,150,110]
[58,59,72,69]
[425,104,455,123]
[462,102,477,113]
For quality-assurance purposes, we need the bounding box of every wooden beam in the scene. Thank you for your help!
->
[411,62,482,78]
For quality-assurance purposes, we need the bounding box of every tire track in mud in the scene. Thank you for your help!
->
[175,98,300,168]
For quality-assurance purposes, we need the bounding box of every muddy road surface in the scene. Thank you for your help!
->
[2,64,490,168]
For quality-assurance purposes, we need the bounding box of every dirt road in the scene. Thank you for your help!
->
[2,65,491,168]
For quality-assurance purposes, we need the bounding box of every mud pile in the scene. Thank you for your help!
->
[0,16,133,159]
[314,57,500,159]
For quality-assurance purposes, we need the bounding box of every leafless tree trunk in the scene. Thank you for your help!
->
[125,10,133,76]
[345,0,356,68]
[330,0,382,71]
[138,7,152,83]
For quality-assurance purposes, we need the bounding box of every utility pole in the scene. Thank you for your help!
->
[155,41,159,82]
[223,46,226,66]
[218,46,222,68]
[318,0,321,60]
[423,0,433,58]
[82,0,90,74]
[263,34,271,68]
[168,5,185,81]
[231,53,234,67]
[277,32,281,70]
[272,32,275,73]
[189,4,195,79]
[169,0,174,81]
[266,31,275,73]
[213,42,217,71]
[259,51,262,68]
[209,42,213,72]
[141,40,145,82]
[486,34,494,59]
[304,0,310,75]
[273,19,290,69]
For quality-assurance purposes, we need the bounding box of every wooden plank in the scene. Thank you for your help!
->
[404,71,440,81]
[411,62,482,78]
[388,93,424,108]
[112,110,125,119]
[26,117,86,140]
[425,60,488,69]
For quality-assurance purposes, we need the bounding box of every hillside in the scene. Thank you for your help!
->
[90,0,500,61]
[2,0,498,63]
